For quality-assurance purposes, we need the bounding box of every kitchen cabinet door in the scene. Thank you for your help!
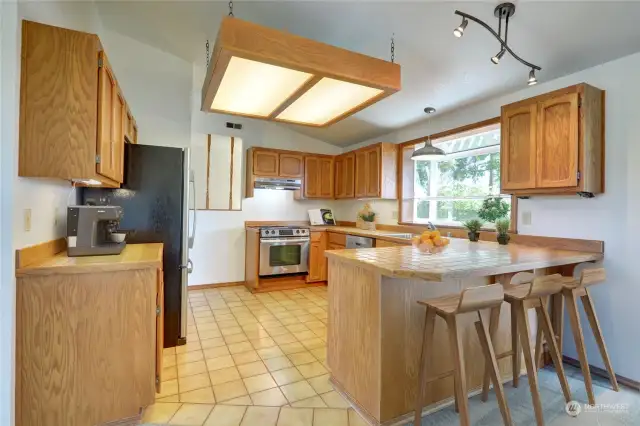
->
[536,92,579,188]
[354,150,368,198]
[334,156,345,198]
[279,154,304,178]
[319,157,334,198]
[343,153,355,198]
[156,267,164,393]
[365,146,381,197]
[113,91,126,182]
[253,150,279,176]
[501,103,537,190]
[307,232,327,282]
[97,52,121,182]
[304,156,320,198]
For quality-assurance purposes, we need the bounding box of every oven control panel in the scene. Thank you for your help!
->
[260,227,310,238]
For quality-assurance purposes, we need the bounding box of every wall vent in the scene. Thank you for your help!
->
[226,122,242,130]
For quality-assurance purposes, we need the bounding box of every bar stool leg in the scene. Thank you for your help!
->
[414,308,437,426]
[536,300,572,403]
[565,289,596,405]
[514,300,545,426]
[475,308,512,426]
[481,305,502,402]
[510,304,521,388]
[447,315,470,426]
[581,289,620,392]
[551,294,564,355]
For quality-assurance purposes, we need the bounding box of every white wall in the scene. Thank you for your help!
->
[342,52,640,381]
[189,65,341,286]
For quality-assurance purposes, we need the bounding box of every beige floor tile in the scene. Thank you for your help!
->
[243,373,277,394]
[263,356,293,372]
[293,331,317,341]
[280,317,301,326]
[156,395,180,403]
[221,326,243,336]
[186,333,200,342]
[277,407,313,426]
[156,379,179,398]
[280,380,317,403]
[257,346,285,360]
[164,354,177,368]
[176,341,202,355]
[168,403,214,425]
[232,350,260,365]
[164,347,177,356]
[296,361,327,379]
[206,355,235,371]
[240,406,280,426]
[266,326,289,336]
[287,351,316,366]
[177,350,204,365]
[193,310,213,318]
[286,324,309,333]
[250,337,277,350]
[272,333,298,345]
[178,360,208,378]
[218,320,240,329]
[196,322,219,331]
[180,386,216,404]
[309,348,326,362]
[237,360,268,378]
[290,396,327,408]
[223,395,254,405]
[196,316,216,325]
[320,391,351,409]
[312,408,348,426]
[250,387,288,407]
[348,409,369,426]
[201,337,227,349]
[143,402,182,423]
[244,329,272,340]
[279,342,306,355]
[204,346,231,359]
[224,333,249,344]
[228,341,254,354]
[213,379,248,402]
[200,329,223,340]
[307,374,333,394]
[203,405,247,426]
[163,365,178,381]
[271,367,304,387]
[299,338,324,350]
[179,372,211,393]
[209,366,241,386]
[305,321,325,329]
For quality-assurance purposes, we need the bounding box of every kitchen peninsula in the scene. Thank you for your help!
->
[324,239,603,425]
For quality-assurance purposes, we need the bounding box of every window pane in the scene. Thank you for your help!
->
[416,200,430,220]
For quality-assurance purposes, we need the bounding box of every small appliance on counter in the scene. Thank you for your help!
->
[259,226,310,277]
[66,205,126,257]
[308,208,336,226]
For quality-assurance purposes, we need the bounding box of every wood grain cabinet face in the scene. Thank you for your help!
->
[355,150,368,198]
[97,52,121,182]
[253,150,279,176]
[335,153,355,199]
[501,104,537,190]
[279,154,304,178]
[307,232,327,282]
[365,146,381,197]
[304,156,320,198]
[319,157,334,198]
[334,156,345,198]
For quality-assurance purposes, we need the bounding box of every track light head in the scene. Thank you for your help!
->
[453,18,468,38]
[491,48,506,64]
[528,69,538,85]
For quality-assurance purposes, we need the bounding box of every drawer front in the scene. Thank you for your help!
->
[310,231,324,242]
[328,232,346,245]
[328,243,345,251]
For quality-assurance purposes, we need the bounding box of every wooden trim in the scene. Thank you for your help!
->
[398,116,501,149]
[245,220,311,228]
[562,356,639,391]
[267,75,322,118]
[15,238,66,269]
[229,137,235,209]
[188,282,244,291]
[510,195,518,233]
[206,134,211,210]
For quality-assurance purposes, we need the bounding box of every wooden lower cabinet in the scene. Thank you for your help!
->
[16,267,162,426]
[307,231,328,282]
[375,239,404,248]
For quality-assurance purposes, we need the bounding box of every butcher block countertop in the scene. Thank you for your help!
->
[16,243,163,277]
[324,238,602,281]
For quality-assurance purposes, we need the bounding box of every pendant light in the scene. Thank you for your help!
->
[201,2,401,127]
[411,108,445,161]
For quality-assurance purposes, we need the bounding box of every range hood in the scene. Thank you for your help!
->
[254,177,302,191]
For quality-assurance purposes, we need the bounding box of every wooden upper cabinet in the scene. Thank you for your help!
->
[253,150,279,176]
[354,150,368,198]
[536,93,579,188]
[97,52,124,182]
[319,157,334,198]
[334,153,355,199]
[500,84,602,196]
[365,146,380,197]
[354,143,397,199]
[501,104,537,190]
[304,156,320,198]
[279,153,304,178]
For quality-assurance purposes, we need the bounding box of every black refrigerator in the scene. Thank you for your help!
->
[83,144,195,347]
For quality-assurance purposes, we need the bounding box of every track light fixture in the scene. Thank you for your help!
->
[453,2,541,85]
[453,18,468,38]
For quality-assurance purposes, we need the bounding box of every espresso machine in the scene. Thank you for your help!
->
[66,205,126,257]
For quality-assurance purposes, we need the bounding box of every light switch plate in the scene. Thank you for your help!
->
[392,210,399,220]
[522,210,532,226]
[24,208,32,232]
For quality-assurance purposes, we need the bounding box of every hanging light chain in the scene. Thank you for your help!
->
[206,39,210,68]
[228,0,234,16]
[390,33,395,63]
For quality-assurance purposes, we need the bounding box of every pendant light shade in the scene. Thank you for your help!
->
[411,139,446,161]
[202,17,401,127]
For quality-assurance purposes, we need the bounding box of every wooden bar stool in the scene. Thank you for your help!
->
[483,273,572,426]
[414,284,512,426]
[562,265,619,405]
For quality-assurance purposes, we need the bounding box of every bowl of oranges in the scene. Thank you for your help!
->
[411,230,450,254]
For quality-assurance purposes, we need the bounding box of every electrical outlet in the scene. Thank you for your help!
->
[522,210,532,226]
[392,210,399,220]
[54,207,60,226]
[24,209,32,232]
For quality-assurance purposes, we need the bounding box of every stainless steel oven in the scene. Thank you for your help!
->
[259,227,310,277]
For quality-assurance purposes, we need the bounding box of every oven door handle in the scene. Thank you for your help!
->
[260,237,310,244]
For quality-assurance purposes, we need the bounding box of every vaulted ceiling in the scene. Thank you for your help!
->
[97,1,640,146]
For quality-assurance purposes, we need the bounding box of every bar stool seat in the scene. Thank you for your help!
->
[414,284,512,426]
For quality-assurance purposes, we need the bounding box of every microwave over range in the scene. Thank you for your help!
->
[259,227,310,277]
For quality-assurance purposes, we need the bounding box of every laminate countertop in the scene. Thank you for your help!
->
[324,238,602,282]
[16,243,163,277]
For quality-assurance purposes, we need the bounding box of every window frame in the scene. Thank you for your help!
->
[396,116,518,233]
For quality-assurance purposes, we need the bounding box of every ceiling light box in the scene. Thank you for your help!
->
[201,17,401,127]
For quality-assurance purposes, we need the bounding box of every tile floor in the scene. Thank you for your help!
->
[142,285,368,426]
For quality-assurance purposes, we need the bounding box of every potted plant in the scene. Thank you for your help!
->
[358,210,377,231]
[495,218,511,245]
[477,196,510,223]
[462,219,483,242]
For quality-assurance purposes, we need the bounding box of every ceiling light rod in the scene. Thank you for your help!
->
[453,7,541,71]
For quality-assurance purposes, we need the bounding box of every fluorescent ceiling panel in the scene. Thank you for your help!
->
[277,78,384,125]
[211,56,312,116]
